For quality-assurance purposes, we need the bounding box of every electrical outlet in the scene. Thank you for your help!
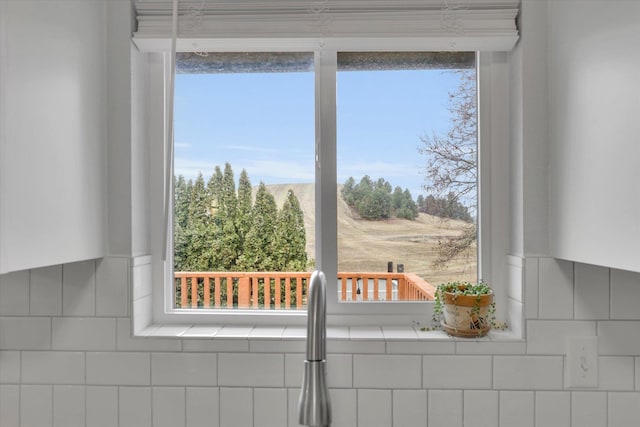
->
[566,336,598,388]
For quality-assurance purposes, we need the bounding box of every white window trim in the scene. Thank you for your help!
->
[132,42,516,335]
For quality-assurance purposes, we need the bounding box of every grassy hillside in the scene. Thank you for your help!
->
[266,183,477,286]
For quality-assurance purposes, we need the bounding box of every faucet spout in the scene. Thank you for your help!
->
[298,270,331,426]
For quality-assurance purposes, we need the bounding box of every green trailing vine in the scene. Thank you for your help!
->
[421,281,507,333]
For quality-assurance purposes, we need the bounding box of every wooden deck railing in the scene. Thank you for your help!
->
[174,271,435,309]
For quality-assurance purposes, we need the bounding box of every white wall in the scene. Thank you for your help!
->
[548,0,640,272]
[0,0,107,273]
[1,1,640,426]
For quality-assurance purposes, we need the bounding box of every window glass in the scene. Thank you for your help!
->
[336,52,477,302]
[172,52,315,310]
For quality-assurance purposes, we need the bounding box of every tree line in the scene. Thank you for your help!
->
[174,163,308,273]
[416,193,473,222]
[341,176,419,220]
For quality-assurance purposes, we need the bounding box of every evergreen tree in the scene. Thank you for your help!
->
[185,173,216,270]
[240,182,278,271]
[273,190,308,271]
[341,176,356,206]
[174,175,192,271]
[416,194,426,213]
[212,163,241,270]
[236,169,253,254]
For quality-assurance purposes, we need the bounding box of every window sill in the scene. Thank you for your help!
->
[135,322,522,343]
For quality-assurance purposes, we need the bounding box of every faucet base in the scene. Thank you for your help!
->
[298,360,331,426]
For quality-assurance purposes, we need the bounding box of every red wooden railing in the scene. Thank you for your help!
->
[174,271,435,309]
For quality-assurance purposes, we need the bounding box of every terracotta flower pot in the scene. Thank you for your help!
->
[441,290,493,337]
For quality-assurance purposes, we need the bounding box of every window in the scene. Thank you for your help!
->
[336,52,478,303]
[172,51,478,310]
[134,2,518,329]
[143,46,513,328]
[172,52,315,312]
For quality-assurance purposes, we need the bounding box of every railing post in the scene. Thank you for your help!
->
[191,276,199,308]
[214,277,221,308]
[264,277,271,309]
[398,276,406,301]
[296,275,303,309]
[203,276,211,307]
[285,277,291,309]
[274,277,281,309]
[226,277,233,308]
[251,277,259,309]
[361,274,368,301]
[238,277,250,308]
[180,276,187,308]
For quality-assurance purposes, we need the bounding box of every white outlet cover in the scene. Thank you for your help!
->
[566,336,598,388]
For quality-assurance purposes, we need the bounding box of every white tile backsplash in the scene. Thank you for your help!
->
[571,391,607,427]
[182,338,249,353]
[463,390,499,427]
[538,258,574,319]
[0,385,20,426]
[86,386,118,427]
[218,353,284,387]
[354,354,421,389]
[30,265,63,316]
[116,318,182,352]
[86,352,150,385]
[0,316,51,350]
[96,257,129,317]
[52,317,116,351]
[53,385,85,427]
[423,356,492,389]
[254,388,287,427]
[574,262,610,320]
[152,387,186,427]
[3,254,640,426]
[535,391,570,427]
[598,357,635,391]
[598,321,640,355]
[392,389,427,427]
[62,260,96,316]
[151,352,217,386]
[357,389,392,427]
[119,386,152,427]
[608,392,640,427]
[499,391,534,427]
[186,387,220,427]
[0,270,30,315]
[21,351,85,384]
[493,356,564,390]
[21,385,53,427]
[610,269,640,320]
[524,256,539,319]
[329,388,357,427]
[526,320,596,354]
[219,388,252,427]
[0,351,20,383]
[429,390,462,427]
[386,340,456,354]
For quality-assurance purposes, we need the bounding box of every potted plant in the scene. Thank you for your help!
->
[432,281,496,338]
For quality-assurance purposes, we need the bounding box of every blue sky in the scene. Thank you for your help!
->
[174,68,460,199]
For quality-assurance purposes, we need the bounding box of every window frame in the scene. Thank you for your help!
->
[145,43,510,328]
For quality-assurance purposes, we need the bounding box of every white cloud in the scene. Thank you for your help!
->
[337,160,420,181]
[244,159,314,182]
[174,157,314,183]
[174,141,192,149]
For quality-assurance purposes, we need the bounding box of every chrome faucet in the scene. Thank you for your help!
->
[298,270,331,426]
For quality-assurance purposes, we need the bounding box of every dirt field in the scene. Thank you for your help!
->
[267,183,477,286]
